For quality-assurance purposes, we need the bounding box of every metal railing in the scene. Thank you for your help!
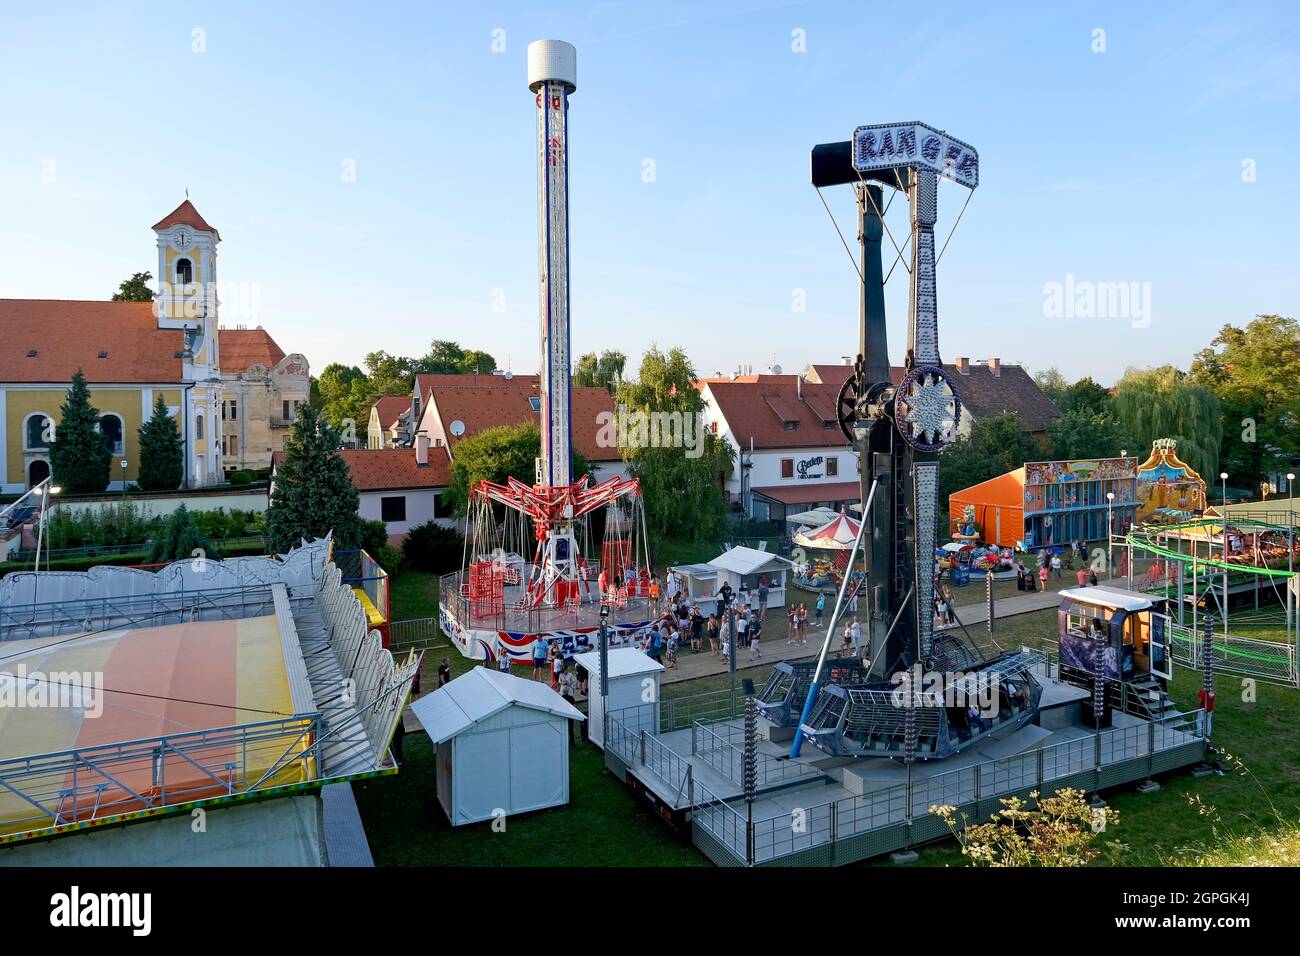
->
[9,535,266,564]
[691,719,823,788]
[0,583,315,642]
[731,708,1205,866]
[1167,619,1297,686]
[0,716,320,841]
[438,568,656,635]
[388,616,443,651]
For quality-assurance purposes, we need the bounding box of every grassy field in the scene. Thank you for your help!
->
[360,567,1300,867]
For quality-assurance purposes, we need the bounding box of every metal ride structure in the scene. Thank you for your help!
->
[791,122,1043,759]
[441,41,652,662]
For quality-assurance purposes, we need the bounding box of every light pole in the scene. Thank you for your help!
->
[1106,491,1115,580]
[1219,471,1229,630]
[120,458,129,499]
[1287,473,1295,576]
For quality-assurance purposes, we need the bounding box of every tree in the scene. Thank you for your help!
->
[615,346,734,542]
[112,271,153,302]
[1191,314,1300,492]
[265,404,362,551]
[1033,367,1069,408]
[137,394,183,491]
[574,350,627,392]
[1112,366,1222,481]
[1047,407,1131,461]
[939,413,1046,503]
[49,369,112,494]
[312,362,374,441]
[422,340,467,374]
[148,504,214,564]
[444,421,591,514]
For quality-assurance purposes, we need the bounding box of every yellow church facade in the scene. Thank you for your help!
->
[0,201,281,493]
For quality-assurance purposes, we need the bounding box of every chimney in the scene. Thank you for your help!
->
[988,357,1001,378]
[415,433,430,466]
[955,356,970,375]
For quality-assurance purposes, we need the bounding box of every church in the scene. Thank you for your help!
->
[0,201,308,493]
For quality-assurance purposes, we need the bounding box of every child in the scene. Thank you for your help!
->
[815,592,826,627]
[666,628,679,670]
[749,626,762,661]
[787,605,797,644]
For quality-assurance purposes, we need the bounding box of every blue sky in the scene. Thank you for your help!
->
[1,0,1297,385]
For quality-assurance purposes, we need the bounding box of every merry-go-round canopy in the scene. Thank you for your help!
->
[793,512,861,550]
[785,507,840,528]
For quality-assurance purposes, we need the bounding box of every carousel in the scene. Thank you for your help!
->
[792,511,865,593]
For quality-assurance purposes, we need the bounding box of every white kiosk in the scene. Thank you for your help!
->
[572,647,663,749]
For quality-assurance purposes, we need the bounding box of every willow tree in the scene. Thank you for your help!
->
[1111,366,1221,479]
[615,346,734,542]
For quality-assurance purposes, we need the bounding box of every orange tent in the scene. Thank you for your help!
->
[949,467,1025,550]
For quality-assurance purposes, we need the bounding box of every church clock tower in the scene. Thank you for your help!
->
[152,199,223,486]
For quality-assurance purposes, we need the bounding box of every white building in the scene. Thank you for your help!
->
[410,667,584,826]
[335,437,456,545]
[572,647,663,749]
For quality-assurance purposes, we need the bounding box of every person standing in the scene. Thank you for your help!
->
[666,568,679,605]
[797,604,809,645]
[736,610,749,649]
[1038,563,1049,591]
[532,639,548,681]
[437,658,452,688]
[787,605,797,644]
[1050,553,1063,580]
[814,592,827,627]
[758,579,769,618]
[558,665,579,743]
[690,607,704,652]
[850,618,862,656]
[707,614,720,656]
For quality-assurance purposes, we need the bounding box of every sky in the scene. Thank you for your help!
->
[1,0,1297,386]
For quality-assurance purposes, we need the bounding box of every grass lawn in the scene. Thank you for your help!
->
[359,574,1300,866]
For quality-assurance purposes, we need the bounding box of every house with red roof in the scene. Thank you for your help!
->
[218,327,310,472]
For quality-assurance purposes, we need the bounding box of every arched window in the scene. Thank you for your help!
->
[99,413,124,455]
[27,459,50,488]
[196,413,204,440]
[24,413,52,450]
[175,258,193,285]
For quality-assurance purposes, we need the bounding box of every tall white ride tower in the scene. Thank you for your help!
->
[528,39,576,490]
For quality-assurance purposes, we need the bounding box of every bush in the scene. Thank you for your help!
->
[229,470,255,486]
[401,521,464,574]
[148,504,217,564]
[375,545,404,573]
[360,519,390,557]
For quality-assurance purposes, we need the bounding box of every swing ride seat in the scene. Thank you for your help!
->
[756,656,869,727]
[801,651,1046,758]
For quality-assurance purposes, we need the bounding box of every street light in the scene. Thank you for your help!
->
[1287,473,1295,575]
[120,458,129,499]
[1106,491,1115,579]
[1219,471,1229,507]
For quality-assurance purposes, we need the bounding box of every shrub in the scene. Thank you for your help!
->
[229,470,255,486]
[148,504,218,564]
[360,519,390,557]
[401,521,464,574]
[375,545,404,574]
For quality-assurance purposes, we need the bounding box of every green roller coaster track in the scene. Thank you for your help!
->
[1125,517,1299,580]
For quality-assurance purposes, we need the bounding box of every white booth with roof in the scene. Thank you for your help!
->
[410,667,584,826]
[670,545,794,612]
[572,647,663,749]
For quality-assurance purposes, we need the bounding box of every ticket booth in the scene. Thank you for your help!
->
[1056,586,1172,688]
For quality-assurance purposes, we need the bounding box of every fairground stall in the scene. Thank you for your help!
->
[950,456,1139,550]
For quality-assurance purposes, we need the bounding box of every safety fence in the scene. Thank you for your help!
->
[697,709,1205,866]
[1167,619,1298,687]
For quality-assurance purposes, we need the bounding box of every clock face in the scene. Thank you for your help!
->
[174,230,191,249]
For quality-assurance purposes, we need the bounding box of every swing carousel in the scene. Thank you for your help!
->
[438,44,657,663]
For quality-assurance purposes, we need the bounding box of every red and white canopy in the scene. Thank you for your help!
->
[793,513,861,550]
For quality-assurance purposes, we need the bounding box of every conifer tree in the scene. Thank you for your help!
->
[49,369,112,494]
[137,394,183,491]
[265,404,361,552]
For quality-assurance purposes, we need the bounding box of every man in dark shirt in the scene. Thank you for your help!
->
[437,658,452,688]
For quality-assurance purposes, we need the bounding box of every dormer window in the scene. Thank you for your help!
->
[175,258,193,285]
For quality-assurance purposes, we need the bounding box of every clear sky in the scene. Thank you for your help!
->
[1,1,1296,385]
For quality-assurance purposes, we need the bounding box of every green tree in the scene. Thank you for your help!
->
[1191,314,1300,492]
[111,271,153,302]
[266,404,362,551]
[574,350,627,392]
[137,394,183,491]
[148,504,215,564]
[422,340,467,374]
[312,362,374,440]
[49,369,112,494]
[1033,367,1069,408]
[1047,407,1131,461]
[615,346,734,542]
[1112,366,1222,481]
[444,421,591,514]
[459,349,497,375]
[939,413,1046,503]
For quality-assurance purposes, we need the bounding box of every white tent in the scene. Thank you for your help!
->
[786,507,839,529]
[572,647,663,748]
[710,545,794,609]
[411,667,584,826]
[667,562,719,604]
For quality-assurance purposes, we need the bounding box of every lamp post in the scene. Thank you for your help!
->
[1287,473,1295,575]
[1219,472,1229,630]
[120,458,129,499]
[1106,491,1115,579]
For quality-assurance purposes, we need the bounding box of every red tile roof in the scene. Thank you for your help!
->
[0,299,183,383]
[370,395,410,431]
[705,380,851,450]
[336,447,451,491]
[752,481,862,506]
[414,372,538,401]
[151,199,219,238]
[218,328,285,372]
[428,384,621,462]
